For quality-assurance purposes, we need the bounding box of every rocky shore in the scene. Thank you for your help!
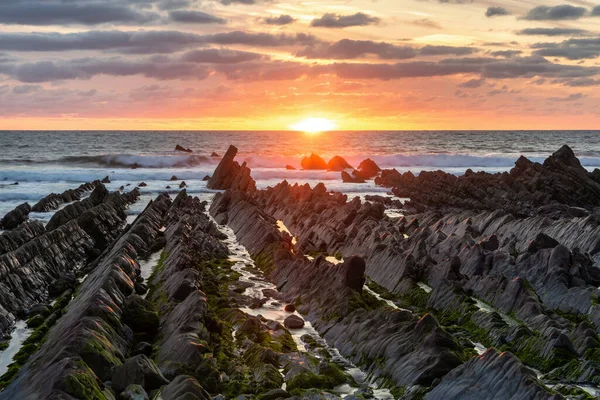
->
[0,144,599,399]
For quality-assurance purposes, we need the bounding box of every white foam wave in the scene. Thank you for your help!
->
[59,154,217,168]
[244,153,600,169]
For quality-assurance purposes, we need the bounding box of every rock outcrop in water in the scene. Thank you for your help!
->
[0,203,31,230]
[204,146,600,398]
[376,145,600,217]
[327,156,352,171]
[4,145,600,399]
[301,153,328,170]
[207,145,256,192]
[0,186,141,340]
[0,194,170,399]
[31,180,102,212]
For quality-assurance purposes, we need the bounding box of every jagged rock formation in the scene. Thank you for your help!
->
[0,203,31,230]
[0,194,170,399]
[425,350,558,400]
[175,144,193,153]
[206,146,600,398]
[31,180,102,212]
[4,145,600,399]
[356,158,381,179]
[210,190,477,393]
[0,221,46,255]
[0,186,139,338]
[327,156,352,171]
[207,145,256,192]
[376,145,600,217]
[301,153,328,170]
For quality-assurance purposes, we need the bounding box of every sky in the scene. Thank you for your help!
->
[1,0,600,130]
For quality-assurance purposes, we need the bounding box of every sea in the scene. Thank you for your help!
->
[1,130,600,222]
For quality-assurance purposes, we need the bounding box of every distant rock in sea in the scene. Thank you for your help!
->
[327,156,352,171]
[301,153,327,170]
[175,144,193,153]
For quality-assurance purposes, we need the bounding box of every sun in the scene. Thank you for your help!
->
[290,118,337,134]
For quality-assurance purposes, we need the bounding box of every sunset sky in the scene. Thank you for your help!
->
[1,0,600,130]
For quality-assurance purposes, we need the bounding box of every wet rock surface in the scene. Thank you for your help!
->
[32,180,102,213]
[4,145,600,399]
[207,145,256,192]
[376,145,600,218]
[206,145,600,399]
[0,202,31,230]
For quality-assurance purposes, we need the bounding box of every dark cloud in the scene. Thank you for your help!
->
[459,78,485,88]
[263,15,295,25]
[2,52,600,84]
[204,31,320,47]
[180,48,268,63]
[310,13,381,28]
[593,6,600,16]
[155,0,193,10]
[0,30,320,54]
[486,7,510,17]
[476,55,600,79]
[556,77,600,87]
[489,50,523,58]
[517,28,591,36]
[215,61,315,81]
[548,92,587,102]
[523,5,587,21]
[296,40,417,60]
[419,45,476,56]
[0,57,210,82]
[219,0,259,4]
[168,10,226,24]
[296,40,476,60]
[12,84,41,94]
[0,30,200,54]
[0,1,160,25]
[532,38,600,60]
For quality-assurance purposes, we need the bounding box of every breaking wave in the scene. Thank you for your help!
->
[57,154,215,168]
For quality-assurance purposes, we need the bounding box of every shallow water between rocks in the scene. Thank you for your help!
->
[0,321,32,376]
[217,216,394,399]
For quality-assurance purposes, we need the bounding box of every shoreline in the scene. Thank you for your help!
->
[0,144,597,398]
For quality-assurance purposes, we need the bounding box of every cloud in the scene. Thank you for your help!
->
[180,48,268,63]
[486,7,510,17]
[0,1,160,25]
[12,84,41,94]
[410,19,442,29]
[556,77,600,87]
[168,10,226,24]
[263,15,295,25]
[517,28,591,36]
[205,31,320,46]
[489,50,522,58]
[0,30,320,54]
[219,0,260,4]
[297,40,417,60]
[549,92,587,101]
[310,13,381,28]
[155,0,194,10]
[0,57,210,82]
[2,52,600,84]
[532,38,600,60]
[296,40,476,60]
[459,78,485,88]
[419,45,476,56]
[523,5,587,21]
